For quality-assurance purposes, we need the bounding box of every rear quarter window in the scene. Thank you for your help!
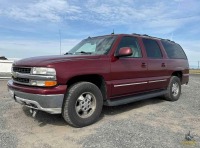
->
[161,40,187,59]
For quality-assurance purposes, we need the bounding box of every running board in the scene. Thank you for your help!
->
[104,90,167,106]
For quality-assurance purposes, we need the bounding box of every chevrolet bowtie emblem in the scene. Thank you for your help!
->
[12,72,18,78]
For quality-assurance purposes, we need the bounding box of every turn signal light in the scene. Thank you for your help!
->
[45,81,57,87]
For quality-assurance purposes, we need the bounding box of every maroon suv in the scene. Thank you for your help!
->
[8,34,189,127]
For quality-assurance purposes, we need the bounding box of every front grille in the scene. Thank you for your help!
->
[13,77,29,84]
[13,67,31,74]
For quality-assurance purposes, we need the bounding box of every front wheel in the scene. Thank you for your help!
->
[164,76,181,101]
[62,82,103,127]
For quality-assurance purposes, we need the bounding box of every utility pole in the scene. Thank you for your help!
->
[59,30,61,55]
[198,61,199,69]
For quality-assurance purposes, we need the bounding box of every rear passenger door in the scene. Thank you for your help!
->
[110,36,148,97]
[142,38,169,90]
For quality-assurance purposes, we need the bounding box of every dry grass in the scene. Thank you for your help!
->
[189,69,200,74]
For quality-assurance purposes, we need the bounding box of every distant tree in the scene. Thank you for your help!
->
[0,56,8,60]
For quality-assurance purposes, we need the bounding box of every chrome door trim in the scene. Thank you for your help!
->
[149,79,167,83]
[114,82,148,87]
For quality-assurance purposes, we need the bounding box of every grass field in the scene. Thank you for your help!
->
[189,69,200,74]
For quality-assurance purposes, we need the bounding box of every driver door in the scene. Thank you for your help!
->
[110,36,148,97]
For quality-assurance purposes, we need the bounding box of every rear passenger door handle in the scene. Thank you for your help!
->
[161,63,166,67]
[141,63,147,68]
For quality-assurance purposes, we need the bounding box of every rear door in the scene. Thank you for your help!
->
[110,36,148,97]
[142,38,168,90]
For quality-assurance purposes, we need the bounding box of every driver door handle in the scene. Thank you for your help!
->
[141,63,147,68]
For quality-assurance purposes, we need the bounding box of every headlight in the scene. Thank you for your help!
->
[32,67,56,75]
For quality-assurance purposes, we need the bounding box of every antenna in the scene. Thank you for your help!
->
[111,29,114,35]
[59,30,61,55]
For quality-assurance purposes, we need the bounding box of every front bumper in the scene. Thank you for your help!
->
[7,80,66,114]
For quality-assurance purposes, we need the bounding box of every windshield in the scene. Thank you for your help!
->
[67,36,116,55]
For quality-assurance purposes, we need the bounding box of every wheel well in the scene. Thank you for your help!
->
[172,71,182,82]
[66,75,107,100]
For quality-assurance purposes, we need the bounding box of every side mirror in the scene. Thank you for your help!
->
[116,47,133,57]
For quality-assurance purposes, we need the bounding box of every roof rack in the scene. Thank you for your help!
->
[142,34,162,40]
[142,34,149,36]
[132,33,141,36]
[132,33,152,38]
[162,39,175,43]
[132,33,175,42]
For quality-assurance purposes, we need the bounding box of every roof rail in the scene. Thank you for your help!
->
[142,34,149,36]
[163,39,175,43]
[132,33,141,36]
[132,33,160,39]
[132,33,175,42]
[143,35,162,40]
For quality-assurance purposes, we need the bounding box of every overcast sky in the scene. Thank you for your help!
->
[0,0,200,64]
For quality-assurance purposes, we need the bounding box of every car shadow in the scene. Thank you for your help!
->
[22,97,165,127]
[101,97,164,116]
[22,106,66,127]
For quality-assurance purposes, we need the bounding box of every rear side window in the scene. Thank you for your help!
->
[161,40,187,59]
[142,38,162,59]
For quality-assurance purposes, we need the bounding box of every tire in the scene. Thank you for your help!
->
[164,76,181,101]
[62,82,103,127]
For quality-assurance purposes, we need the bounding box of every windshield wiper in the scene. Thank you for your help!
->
[64,52,73,55]
[75,51,92,54]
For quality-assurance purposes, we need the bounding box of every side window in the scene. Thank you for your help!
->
[117,36,142,58]
[161,40,187,59]
[142,38,163,59]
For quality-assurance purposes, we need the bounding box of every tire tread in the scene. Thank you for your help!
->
[62,82,103,127]
[164,76,181,101]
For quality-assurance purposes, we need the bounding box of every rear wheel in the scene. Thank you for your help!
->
[164,76,181,101]
[62,82,103,127]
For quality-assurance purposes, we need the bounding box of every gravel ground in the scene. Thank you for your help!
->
[0,75,200,148]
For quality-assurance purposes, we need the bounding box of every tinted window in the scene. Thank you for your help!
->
[117,36,142,58]
[142,38,162,59]
[161,40,187,59]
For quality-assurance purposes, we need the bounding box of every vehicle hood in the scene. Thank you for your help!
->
[14,55,101,67]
